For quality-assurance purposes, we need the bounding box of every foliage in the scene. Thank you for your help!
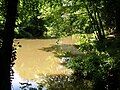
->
[75,34,95,52]
[67,52,114,89]
[15,0,47,38]
[11,0,96,38]
[65,34,120,90]
[0,0,117,39]
[39,0,92,37]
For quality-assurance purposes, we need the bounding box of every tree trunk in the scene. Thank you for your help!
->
[0,0,18,89]
[83,1,104,42]
[97,12,105,39]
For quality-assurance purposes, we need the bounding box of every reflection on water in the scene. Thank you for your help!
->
[11,71,92,90]
[15,37,74,80]
[12,69,39,90]
[13,36,86,90]
[35,74,92,90]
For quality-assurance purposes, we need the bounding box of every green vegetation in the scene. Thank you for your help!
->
[39,33,120,90]
[0,0,120,89]
[0,0,117,39]
[66,34,120,90]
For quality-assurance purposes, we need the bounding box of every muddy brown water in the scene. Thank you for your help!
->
[14,36,77,80]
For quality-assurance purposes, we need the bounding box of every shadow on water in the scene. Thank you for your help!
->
[39,44,84,58]
[38,74,92,90]
[12,68,92,90]
[12,37,92,90]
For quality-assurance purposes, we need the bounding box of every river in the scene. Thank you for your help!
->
[12,36,77,89]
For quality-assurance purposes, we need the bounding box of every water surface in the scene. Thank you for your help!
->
[12,36,93,90]
[14,37,75,80]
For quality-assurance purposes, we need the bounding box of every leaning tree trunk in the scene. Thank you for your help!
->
[0,0,18,89]
[83,1,104,42]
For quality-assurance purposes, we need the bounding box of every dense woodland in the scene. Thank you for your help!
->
[0,0,120,90]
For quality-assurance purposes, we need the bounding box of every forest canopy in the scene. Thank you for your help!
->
[0,0,118,39]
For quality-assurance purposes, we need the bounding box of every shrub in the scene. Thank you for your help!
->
[66,52,115,89]
[65,34,118,89]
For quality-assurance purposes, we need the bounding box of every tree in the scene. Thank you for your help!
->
[0,0,18,89]
[15,0,47,38]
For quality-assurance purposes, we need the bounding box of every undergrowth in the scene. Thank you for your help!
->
[62,34,120,90]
